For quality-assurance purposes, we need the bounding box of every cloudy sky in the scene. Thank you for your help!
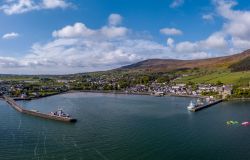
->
[0,0,250,74]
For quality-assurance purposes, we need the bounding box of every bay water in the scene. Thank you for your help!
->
[0,92,250,160]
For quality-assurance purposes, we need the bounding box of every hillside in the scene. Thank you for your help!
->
[118,49,250,73]
[230,56,250,72]
[113,49,250,86]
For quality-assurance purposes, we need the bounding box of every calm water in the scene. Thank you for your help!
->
[0,92,250,160]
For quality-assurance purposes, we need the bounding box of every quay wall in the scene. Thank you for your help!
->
[191,99,223,112]
[2,95,76,123]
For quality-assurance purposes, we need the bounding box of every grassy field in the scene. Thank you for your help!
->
[0,75,37,81]
[175,70,250,86]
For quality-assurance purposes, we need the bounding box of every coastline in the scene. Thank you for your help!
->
[0,90,209,101]
[65,90,208,99]
[166,93,205,99]
[0,90,151,101]
[227,98,250,101]
[4,90,250,102]
[64,90,151,96]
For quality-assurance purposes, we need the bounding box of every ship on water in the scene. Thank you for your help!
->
[49,108,77,122]
[187,99,204,111]
[50,108,70,118]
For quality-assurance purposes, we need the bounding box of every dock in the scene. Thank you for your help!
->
[190,99,223,112]
[2,95,77,123]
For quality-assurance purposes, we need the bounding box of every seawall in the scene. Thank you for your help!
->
[2,95,76,123]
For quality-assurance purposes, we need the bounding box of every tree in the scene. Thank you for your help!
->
[156,76,170,83]
[216,80,223,86]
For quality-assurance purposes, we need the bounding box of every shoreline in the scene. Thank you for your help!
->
[227,98,250,101]
[64,90,151,96]
[0,90,205,102]
[60,90,206,99]
[2,90,250,102]
[8,89,250,102]
[64,90,210,100]
[20,90,207,101]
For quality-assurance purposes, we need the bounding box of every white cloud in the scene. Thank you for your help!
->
[201,32,227,50]
[2,0,250,74]
[53,23,128,39]
[2,32,19,39]
[108,13,123,26]
[231,37,250,49]
[168,32,228,59]
[100,26,128,38]
[202,14,214,21]
[170,0,184,8]
[160,28,183,36]
[14,37,169,74]
[0,56,20,67]
[52,23,96,38]
[175,41,198,53]
[0,14,172,74]
[214,0,250,49]
[165,0,250,59]
[0,0,71,15]
[166,38,174,48]
[53,14,128,39]
[0,0,38,15]
[42,0,69,9]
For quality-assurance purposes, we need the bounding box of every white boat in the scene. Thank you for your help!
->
[31,109,39,112]
[187,101,195,110]
[50,108,70,118]
[196,99,204,105]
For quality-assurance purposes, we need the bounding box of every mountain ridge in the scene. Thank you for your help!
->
[116,49,250,72]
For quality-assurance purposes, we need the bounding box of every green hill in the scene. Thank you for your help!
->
[230,57,250,72]
[118,49,250,73]
[116,49,250,86]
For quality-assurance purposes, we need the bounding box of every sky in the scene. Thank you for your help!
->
[0,0,250,74]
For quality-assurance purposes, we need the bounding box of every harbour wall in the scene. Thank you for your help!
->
[190,99,223,112]
[2,95,76,123]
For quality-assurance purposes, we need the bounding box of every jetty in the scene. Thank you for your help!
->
[190,99,223,112]
[2,95,77,123]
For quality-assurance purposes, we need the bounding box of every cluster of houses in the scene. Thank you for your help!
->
[126,83,233,98]
[0,76,233,99]
[0,80,69,98]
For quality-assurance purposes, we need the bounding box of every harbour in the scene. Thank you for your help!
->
[188,99,224,112]
[0,92,250,159]
[2,91,223,123]
[2,95,77,123]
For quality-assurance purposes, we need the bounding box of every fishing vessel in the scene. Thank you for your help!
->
[241,122,250,126]
[187,101,195,111]
[187,99,204,111]
[50,108,70,118]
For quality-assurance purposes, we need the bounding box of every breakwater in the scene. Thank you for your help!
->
[190,99,223,112]
[2,95,77,123]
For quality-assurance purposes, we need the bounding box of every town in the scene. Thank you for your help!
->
[0,73,244,100]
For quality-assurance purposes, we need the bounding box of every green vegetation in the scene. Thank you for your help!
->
[201,91,222,99]
[231,88,250,98]
[230,57,250,72]
[175,70,250,86]
[1,52,250,99]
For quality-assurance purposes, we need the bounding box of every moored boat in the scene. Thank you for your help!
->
[50,108,77,122]
[187,99,205,111]
[50,108,70,118]
[226,121,239,125]
[187,101,195,111]
[241,121,250,126]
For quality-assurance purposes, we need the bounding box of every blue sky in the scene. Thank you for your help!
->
[0,0,250,74]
